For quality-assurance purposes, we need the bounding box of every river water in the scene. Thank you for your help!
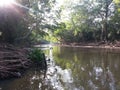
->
[0,46,120,90]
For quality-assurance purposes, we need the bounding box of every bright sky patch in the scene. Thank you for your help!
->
[0,0,15,7]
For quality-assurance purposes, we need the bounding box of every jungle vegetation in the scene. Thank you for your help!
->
[0,0,120,45]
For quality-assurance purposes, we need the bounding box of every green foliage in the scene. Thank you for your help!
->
[0,0,59,45]
[2,0,120,45]
[29,48,45,63]
[51,0,120,43]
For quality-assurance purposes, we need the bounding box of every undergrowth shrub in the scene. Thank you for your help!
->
[29,48,45,63]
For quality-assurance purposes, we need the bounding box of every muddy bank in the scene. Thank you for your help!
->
[0,43,32,79]
[58,41,120,50]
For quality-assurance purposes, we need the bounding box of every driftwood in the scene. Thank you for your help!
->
[0,44,32,79]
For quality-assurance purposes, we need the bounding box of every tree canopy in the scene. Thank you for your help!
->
[52,0,120,44]
[0,0,120,45]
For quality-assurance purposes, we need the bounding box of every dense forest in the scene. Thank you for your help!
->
[0,0,120,45]
[54,0,120,44]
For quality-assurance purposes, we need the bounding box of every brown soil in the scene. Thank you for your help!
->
[58,41,120,50]
[0,43,32,79]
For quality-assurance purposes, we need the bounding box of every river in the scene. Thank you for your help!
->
[0,46,120,90]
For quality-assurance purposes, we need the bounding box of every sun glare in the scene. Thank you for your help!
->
[0,0,15,7]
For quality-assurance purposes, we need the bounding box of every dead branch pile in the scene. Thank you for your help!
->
[0,44,32,79]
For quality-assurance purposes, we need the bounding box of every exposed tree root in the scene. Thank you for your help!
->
[0,44,32,79]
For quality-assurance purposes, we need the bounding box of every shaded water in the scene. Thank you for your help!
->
[1,46,120,90]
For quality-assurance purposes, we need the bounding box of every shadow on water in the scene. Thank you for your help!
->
[1,45,120,90]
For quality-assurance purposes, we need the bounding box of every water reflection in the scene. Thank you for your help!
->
[53,47,120,90]
[0,46,120,90]
[44,49,74,90]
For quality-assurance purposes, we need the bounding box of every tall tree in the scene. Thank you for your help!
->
[0,0,59,44]
[0,1,27,43]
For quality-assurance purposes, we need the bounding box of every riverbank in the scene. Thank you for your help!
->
[58,41,120,50]
[0,43,48,79]
[1,41,120,79]
[0,43,32,79]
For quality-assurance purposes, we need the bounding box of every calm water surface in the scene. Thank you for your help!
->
[0,46,120,90]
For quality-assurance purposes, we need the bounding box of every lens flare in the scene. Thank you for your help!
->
[0,0,15,7]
